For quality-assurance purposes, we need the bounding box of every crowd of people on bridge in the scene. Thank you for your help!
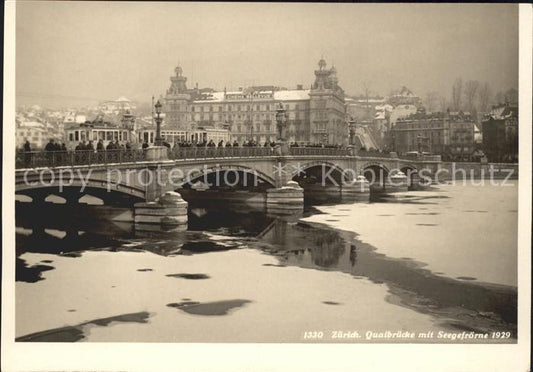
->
[19,137,355,168]
[167,139,348,150]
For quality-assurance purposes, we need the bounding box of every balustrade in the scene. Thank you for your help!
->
[15,146,405,170]
[15,149,146,169]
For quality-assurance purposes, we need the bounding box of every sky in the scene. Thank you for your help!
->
[15,2,519,108]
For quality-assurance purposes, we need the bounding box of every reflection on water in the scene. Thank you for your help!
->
[15,189,517,341]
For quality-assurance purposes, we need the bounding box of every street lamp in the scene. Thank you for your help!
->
[154,100,163,146]
[348,118,356,145]
[275,103,287,142]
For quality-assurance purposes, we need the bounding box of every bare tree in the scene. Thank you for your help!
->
[494,91,505,105]
[504,88,518,104]
[451,77,463,111]
[439,96,448,112]
[464,80,479,114]
[477,82,492,112]
[425,91,440,112]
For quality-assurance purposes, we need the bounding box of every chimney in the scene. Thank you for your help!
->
[239,87,243,92]
[297,84,303,90]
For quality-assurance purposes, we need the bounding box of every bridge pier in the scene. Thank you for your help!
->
[266,181,304,214]
[384,171,409,193]
[407,172,426,190]
[134,191,188,230]
[340,175,370,195]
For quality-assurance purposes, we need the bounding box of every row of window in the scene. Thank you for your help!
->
[400,123,473,130]
[66,129,131,143]
[168,103,308,113]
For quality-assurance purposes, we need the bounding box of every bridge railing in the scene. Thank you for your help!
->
[289,147,351,156]
[16,146,436,170]
[397,153,442,162]
[15,149,146,169]
[357,150,395,159]
[168,146,275,160]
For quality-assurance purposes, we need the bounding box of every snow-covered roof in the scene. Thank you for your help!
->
[374,112,386,120]
[116,96,131,102]
[393,104,417,111]
[348,98,386,104]
[375,104,393,112]
[488,105,517,120]
[273,90,310,101]
[391,86,417,97]
[192,89,310,103]
[193,92,226,103]
[19,121,45,129]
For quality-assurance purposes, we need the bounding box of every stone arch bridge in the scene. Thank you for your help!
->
[16,147,441,207]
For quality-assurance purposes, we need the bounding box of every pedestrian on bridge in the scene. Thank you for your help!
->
[45,139,56,152]
[23,139,32,167]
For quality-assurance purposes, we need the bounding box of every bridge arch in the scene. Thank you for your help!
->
[362,162,390,184]
[16,176,146,200]
[16,184,145,206]
[178,164,276,190]
[400,164,419,187]
[292,161,348,185]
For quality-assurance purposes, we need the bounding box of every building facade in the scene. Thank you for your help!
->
[391,110,476,161]
[16,121,47,149]
[481,104,518,162]
[162,59,347,145]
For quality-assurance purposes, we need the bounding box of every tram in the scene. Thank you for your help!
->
[65,123,135,149]
[138,127,230,146]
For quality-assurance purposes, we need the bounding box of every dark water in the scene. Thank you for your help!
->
[15,192,517,342]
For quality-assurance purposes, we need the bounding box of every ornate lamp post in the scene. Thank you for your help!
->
[348,118,356,145]
[275,103,289,156]
[154,100,163,146]
[275,103,287,142]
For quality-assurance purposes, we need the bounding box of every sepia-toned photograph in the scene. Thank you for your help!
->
[2,2,531,371]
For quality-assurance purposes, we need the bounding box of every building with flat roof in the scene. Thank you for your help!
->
[391,110,476,161]
[162,59,347,145]
[481,103,518,162]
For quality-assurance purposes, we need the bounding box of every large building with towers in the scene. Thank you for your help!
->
[162,59,348,145]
